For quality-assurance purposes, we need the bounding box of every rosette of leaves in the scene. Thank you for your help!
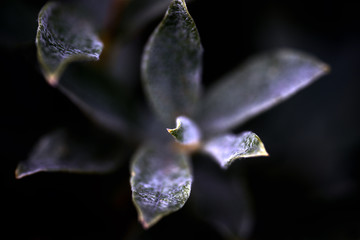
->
[15,0,329,235]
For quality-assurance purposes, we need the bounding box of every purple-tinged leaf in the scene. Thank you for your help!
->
[203,132,268,169]
[130,144,193,228]
[197,49,329,134]
[15,128,124,179]
[59,64,138,136]
[192,161,254,239]
[141,0,203,126]
[36,2,103,86]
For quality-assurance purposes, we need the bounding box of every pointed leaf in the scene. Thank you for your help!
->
[167,116,201,145]
[36,2,103,86]
[203,132,268,169]
[196,49,329,134]
[130,144,193,228]
[141,0,203,126]
[192,160,254,239]
[16,128,124,179]
[59,64,138,135]
[118,0,172,39]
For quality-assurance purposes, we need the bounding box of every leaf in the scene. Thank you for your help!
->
[167,116,201,145]
[203,132,268,169]
[196,49,329,134]
[59,64,138,136]
[118,0,172,40]
[73,0,113,31]
[130,144,193,228]
[141,0,203,126]
[36,2,103,86]
[191,159,254,239]
[15,128,124,179]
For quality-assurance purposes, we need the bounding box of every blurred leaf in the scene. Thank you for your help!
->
[141,0,203,126]
[167,116,201,145]
[73,0,113,31]
[191,159,254,239]
[118,0,185,40]
[105,39,143,89]
[16,128,124,179]
[59,64,138,136]
[130,144,193,228]
[203,132,268,169]
[196,49,329,134]
[36,2,103,86]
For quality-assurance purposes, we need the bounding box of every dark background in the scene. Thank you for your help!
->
[1,0,359,239]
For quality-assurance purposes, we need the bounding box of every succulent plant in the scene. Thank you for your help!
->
[15,0,329,234]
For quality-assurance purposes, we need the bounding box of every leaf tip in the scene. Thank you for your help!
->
[256,139,269,157]
[133,195,166,229]
[166,116,201,146]
[166,127,176,135]
[14,163,31,179]
[321,63,331,74]
[14,167,22,179]
[46,73,59,87]
[166,117,182,137]
[244,133,269,158]
[203,132,269,169]
[139,217,151,229]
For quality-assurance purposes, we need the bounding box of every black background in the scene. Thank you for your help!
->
[1,0,360,239]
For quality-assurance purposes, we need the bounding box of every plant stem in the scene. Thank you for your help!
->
[100,0,131,63]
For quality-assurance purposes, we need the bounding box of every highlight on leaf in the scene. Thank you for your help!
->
[203,132,269,169]
[196,48,329,134]
[130,144,193,228]
[36,2,103,86]
[17,0,332,233]
[141,0,203,126]
[167,116,201,146]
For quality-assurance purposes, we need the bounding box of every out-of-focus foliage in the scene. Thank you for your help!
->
[35,2,103,86]
[196,49,328,135]
[4,0,340,238]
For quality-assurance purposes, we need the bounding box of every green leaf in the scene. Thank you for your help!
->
[15,128,124,179]
[36,2,103,86]
[203,132,268,169]
[196,49,329,134]
[141,0,203,126]
[130,144,193,228]
[167,116,201,145]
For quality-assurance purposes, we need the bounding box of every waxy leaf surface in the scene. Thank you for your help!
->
[130,144,193,228]
[203,132,268,169]
[197,49,329,134]
[142,0,203,126]
[167,116,201,145]
[16,128,124,179]
[36,2,103,85]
